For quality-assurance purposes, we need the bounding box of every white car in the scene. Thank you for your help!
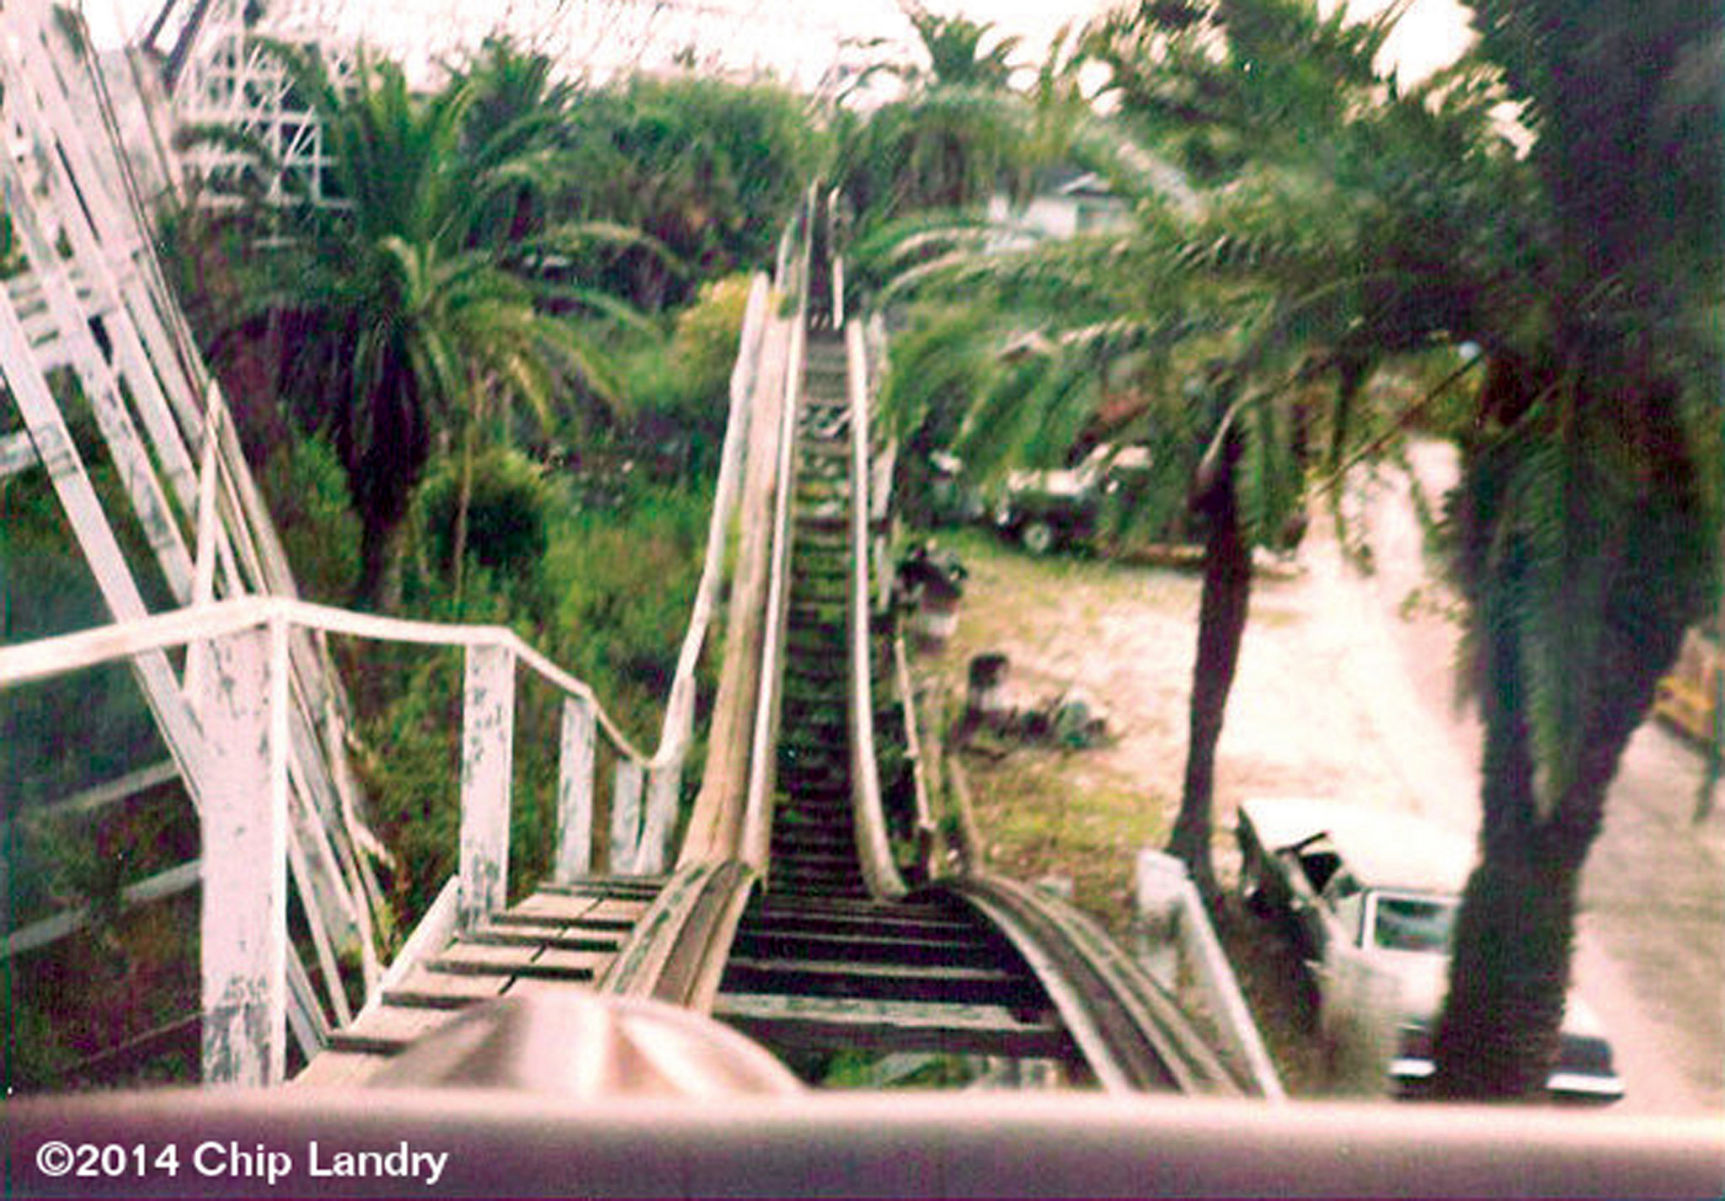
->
[1236,797,1624,1104]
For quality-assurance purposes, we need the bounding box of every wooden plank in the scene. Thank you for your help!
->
[382,965,507,1009]
[468,917,573,941]
[465,926,622,953]
[499,961,600,984]
[725,957,1018,985]
[431,943,545,975]
[293,1049,393,1088]
[502,893,602,924]
[0,430,37,478]
[536,879,666,901]
[501,977,601,999]
[531,948,613,977]
[328,1004,461,1054]
[713,994,1070,1059]
[582,898,653,923]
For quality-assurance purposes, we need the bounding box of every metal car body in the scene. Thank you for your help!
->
[994,444,1152,554]
[1235,797,1625,1104]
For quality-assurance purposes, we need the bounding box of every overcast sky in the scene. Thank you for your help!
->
[85,0,1473,88]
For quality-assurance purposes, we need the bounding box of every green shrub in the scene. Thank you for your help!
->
[545,483,711,743]
[356,476,712,924]
[259,434,361,603]
[356,649,464,922]
[671,274,752,404]
[416,449,550,584]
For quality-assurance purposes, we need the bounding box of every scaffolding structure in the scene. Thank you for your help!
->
[1,0,385,1078]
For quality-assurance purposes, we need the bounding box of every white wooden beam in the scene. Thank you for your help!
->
[3,861,201,959]
[609,760,644,875]
[197,622,287,1086]
[0,287,213,792]
[0,431,37,479]
[0,153,197,602]
[637,763,679,877]
[457,643,515,931]
[554,694,596,882]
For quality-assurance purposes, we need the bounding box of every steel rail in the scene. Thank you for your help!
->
[945,875,1244,1095]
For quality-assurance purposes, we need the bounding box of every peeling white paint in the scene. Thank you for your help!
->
[198,625,287,1085]
[610,760,645,875]
[555,695,597,881]
[458,643,515,930]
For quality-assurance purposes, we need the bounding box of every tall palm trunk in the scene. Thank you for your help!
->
[451,423,476,606]
[1168,430,1250,903]
[356,507,410,613]
[1431,575,1681,1096]
[1429,581,1573,1097]
[1431,365,1706,1098]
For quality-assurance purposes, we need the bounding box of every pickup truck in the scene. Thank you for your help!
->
[993,444,1152,554]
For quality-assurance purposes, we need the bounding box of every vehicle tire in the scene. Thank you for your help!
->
[1020,520,1056,555]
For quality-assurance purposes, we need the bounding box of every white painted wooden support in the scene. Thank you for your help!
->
[197,622,288,1086]
[0,156,196,602]
[192,400,224,606]
[360,877,458,1025]
[0,5,392,1053]
[637,761,681,876]
[609,760,645,875]
[4,861,202,960]
[283,806,354,1027]
[554,695,597,882]
[0,293,213,797]
[0,26,201,501]
[1134,850,1286,1101]
[0,430,37,478]
[285,952,333,1061]
[183,400,225,699]
[0,761,177,837]
[458,643,515,932]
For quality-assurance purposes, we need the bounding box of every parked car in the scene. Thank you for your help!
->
[1235,797,1624,1104]
[993,444,1153,554]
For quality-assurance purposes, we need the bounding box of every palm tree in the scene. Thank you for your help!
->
[871,0,1425,902]
[447,35,577,249]
[1423,0,1720,1099]
[831,7,1035,231]
[898,3,1022,91]
[556,75,817,311]
[216,43,615,609]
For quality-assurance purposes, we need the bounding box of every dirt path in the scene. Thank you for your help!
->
[920,441,1723,1112]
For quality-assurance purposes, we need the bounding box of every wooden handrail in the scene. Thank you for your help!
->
[741,186,815,870]
[0,596,652,763]
[845,316,908,901]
